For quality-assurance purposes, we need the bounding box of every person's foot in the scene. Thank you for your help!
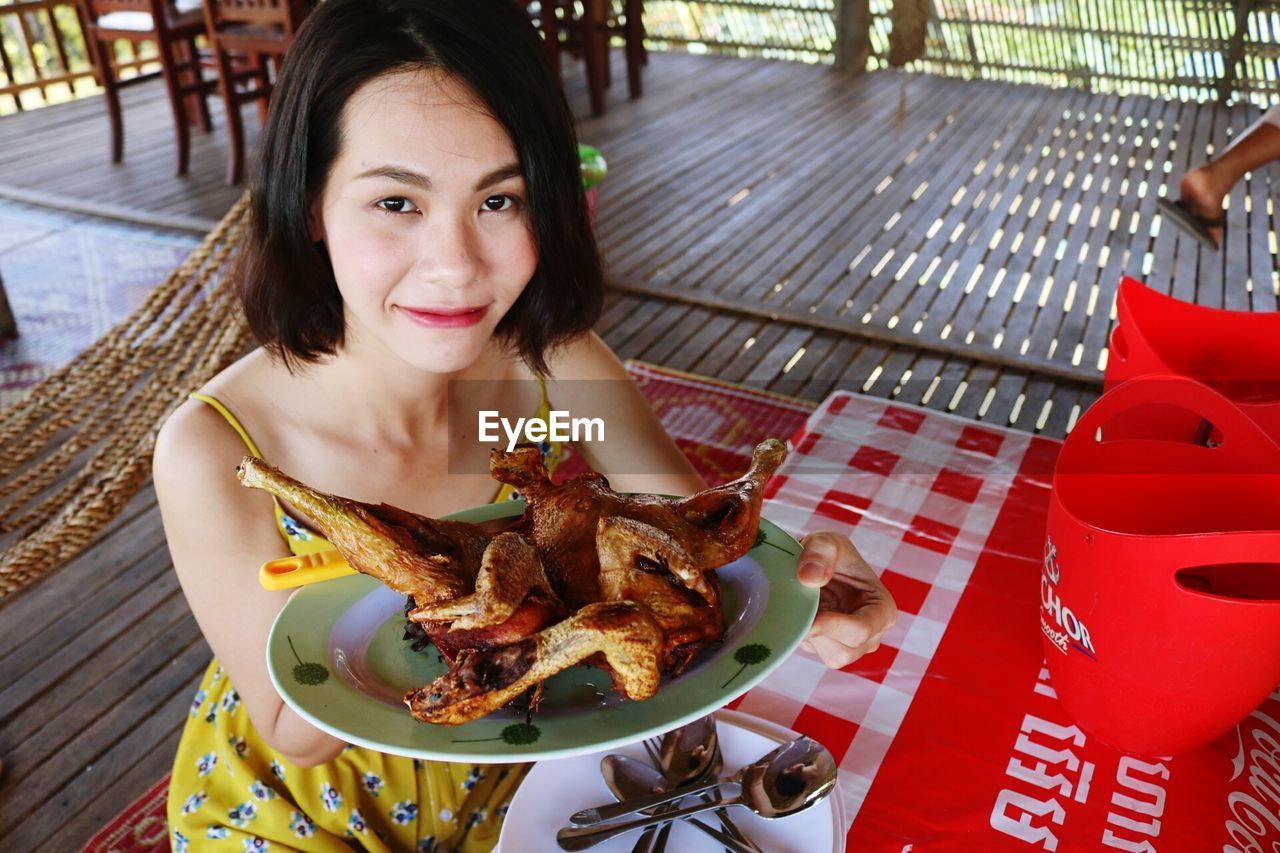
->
[1175,164,1230,246]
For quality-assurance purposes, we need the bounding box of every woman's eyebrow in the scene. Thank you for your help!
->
[351,163,524,191]
[354,165,431,188]
[473,164,524,190]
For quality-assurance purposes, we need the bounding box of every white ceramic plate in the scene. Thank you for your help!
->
[498,708,846,853]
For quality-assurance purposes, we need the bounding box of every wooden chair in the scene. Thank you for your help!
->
[538,0,645,117]
[76,0,214,176]
[201,0,309,184]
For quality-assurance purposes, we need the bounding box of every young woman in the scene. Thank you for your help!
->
[154,1,897,848]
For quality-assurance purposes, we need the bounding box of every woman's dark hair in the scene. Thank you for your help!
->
[238,0,602,375]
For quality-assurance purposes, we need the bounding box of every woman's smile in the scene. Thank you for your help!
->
[397,303,491,328]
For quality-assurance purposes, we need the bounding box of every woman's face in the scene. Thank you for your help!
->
[313,69,538,374]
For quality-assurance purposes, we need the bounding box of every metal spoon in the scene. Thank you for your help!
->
[557,737,836,850]
[602,755,759,853]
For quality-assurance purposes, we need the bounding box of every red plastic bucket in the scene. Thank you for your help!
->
[1045,375,1280,756]
[1107,277,1280,440]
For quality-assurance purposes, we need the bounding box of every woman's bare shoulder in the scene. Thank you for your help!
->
[157,349,298,468]
[541,332,630,388]
[154,349,291,519]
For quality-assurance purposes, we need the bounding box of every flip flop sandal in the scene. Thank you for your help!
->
[1156,196,1221,249]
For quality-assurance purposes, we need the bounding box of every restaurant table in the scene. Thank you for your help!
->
[732,390,1272,850]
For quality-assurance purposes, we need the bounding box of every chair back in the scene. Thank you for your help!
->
[81,0,165,28]
[87,0,151,12]
[205,0,306,32]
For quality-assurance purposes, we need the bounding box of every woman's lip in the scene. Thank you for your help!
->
[398,305,489,328]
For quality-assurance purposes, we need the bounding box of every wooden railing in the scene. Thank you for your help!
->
[0,0,158,114]
[643,0,1280,106]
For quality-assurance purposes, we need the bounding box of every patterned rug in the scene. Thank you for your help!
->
[80,361,815,852]
[0,199,199,409]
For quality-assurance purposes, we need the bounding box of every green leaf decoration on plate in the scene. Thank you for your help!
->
[453,723,542,746]
[754,528,801,557]
[722,643,772,689]
[288,636,329,685]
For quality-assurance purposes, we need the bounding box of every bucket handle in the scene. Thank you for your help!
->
[1111,277,1141,367]
[1160,531,1280,603]
[1071,374,1280,462]
[1109,277,1161,372]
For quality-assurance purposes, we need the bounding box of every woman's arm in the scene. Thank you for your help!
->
[153,400,347,767]
[543,332,706,496]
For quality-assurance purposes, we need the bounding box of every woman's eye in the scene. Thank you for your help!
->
[376,197,418,214]
[482,195,519,212]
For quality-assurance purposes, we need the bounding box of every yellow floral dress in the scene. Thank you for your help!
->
[168,385,563,852]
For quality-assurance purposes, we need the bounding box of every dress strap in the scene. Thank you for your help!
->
[533,372,551,421]
[189,392,266,458]
[189,392,331,555]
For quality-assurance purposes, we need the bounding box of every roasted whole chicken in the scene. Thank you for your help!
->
[237,438,787,725]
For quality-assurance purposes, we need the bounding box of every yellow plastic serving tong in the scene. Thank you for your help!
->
[259,550,355,590]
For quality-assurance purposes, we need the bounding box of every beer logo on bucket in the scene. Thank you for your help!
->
[1041,537,1097,661]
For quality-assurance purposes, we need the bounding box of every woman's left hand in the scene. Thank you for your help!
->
[795,531,899,669]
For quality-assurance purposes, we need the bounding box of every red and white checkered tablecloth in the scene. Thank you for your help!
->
[734,391,1275,851]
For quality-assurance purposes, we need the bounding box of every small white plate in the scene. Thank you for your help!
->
[498,708,846,853]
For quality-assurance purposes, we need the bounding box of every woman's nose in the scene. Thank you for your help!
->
[415,212,481,288]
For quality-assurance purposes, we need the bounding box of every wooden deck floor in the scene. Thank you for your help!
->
[1,51,1273,435]
[0,49,1273,847]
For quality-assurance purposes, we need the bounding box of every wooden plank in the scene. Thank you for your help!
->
[982,370,1031,430]
[582,57,787,196]
[629,302,734,369]
[0,487,164,680]
[897,89,1090,353]
[1219,101,1255,312]
[656,313,756,377]
[639,74,911,292]
[0,542,178,722]
[602,72,871,276]
[715,321,792,385]
[3,638,209,849]
[2,587,196,756]
[688,315,773,380]
[945,361,1002,423]
[742,325,815,387]
[1172,99,1221,304]
[895,351,950,411]
[790,331,866,403]
[834,83,1053,334]
[702,76,964,303]
[1005,93,1137,371]
[611,299,697,358]
[1014,376,1059,433]
[1043,382,1086,437]
[1078,95,1186,374]
[594,293,669,353]
[948,91,1116,368]
[1246,110,1280,313]
[770,77,1010,315]
[587,60,804,210]
[37,714,191,851]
